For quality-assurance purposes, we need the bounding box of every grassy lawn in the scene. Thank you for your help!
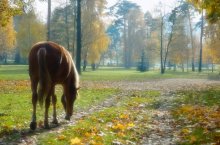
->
[0,65,219,144]
[0,65,218,81]
[0,79,119,141]
[82,68,213,81]
[0,65,29,80]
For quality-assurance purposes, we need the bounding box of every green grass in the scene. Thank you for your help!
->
[0,65,219,81]
[81,69,212,81]
[0,81,119,142]
[0,65,29,80]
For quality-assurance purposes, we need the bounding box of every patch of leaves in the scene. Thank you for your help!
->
[38,94,153,144]
[172,88,220,144]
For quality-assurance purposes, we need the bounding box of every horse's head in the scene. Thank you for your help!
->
[63,87,80,120]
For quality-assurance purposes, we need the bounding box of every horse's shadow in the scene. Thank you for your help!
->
[1,120,70,144]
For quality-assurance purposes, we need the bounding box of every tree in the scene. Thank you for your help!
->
[144,12,160,68]
[0,17,16,63]
[126,7,146,68]
[47,0,51,41]
[50,6,75,50]
[203,21,220,72]
[16,11,46,62]
[0,0,22,27]
[109,0,139,68]
[177,1,197,71]
[106,23,121,66]
[157,3,177,74]
[169,15,189,72]
[189,0,220,23]
[198,9,204,72]
[81,0,109,71]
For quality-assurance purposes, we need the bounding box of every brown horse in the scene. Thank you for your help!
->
[29,41,79,130]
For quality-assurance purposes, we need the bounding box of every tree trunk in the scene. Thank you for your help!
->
[163,17,175,74]
[76,0,82,74]
[47,0,51,41]
[212,62,214,72]
[187,7,195,72]
[123,17,128,68]
[65,0,70,51]
[83,59,87,71]
[160,16,164,74]
[72,0,77,58]
[198,8,204,72]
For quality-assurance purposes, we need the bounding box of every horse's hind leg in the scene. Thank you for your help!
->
[52,87,58,125]
[44,87,53,129]
[30,78,38,130]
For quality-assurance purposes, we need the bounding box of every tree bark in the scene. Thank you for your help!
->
[76,0,82,74]
[160,16,164,74]
[187,7,195,72]
[47,0,51,41]
[65,0,70,51]
[199,8,204,72]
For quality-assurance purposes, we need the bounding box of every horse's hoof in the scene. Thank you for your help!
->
[30,122,37,130]
[65,115,70,121]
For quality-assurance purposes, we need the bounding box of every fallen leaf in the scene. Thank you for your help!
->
[70,137,81,145]
[190,135,197,144]
[57,135,66,140]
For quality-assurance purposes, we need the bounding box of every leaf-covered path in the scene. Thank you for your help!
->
[16,79,220,144]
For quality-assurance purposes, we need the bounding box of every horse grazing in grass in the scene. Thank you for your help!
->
[29,41,79,130]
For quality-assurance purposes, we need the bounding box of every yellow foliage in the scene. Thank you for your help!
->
[0,0,22,27]
[112,123,126,131]
[57,135,66,140]
[128,123,135,128]
[82,0,110,64]
[119,114,129,119]
[70,137,82,145]
[0,17,16,53]
[16,11,46,57]
[190,135,197,144]
[181,128,190,135]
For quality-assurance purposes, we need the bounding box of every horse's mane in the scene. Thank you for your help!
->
[60,45,80,89]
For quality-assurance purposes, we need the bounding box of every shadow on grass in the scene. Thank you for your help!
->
[0,120,70,144]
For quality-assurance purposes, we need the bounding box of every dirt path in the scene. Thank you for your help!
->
[16,79,220,145]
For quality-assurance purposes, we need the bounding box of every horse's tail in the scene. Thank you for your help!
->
[37,47,51,107]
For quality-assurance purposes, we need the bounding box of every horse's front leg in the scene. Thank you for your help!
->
[30,80,38,130]
[61,94,66,112]
[52,87,58,125]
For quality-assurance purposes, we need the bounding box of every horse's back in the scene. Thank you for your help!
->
[29,41,70,83]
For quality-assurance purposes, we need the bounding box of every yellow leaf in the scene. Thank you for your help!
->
[181,128,190,135]
[70,137,81,145]
[120,114,129,119]
[57,135,66,140]
[84,132,91,137]
[128,123,135,128]
[190,136,197,143]
[112,123,126,130]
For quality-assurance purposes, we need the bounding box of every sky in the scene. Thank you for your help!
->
[34,0,176,22]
